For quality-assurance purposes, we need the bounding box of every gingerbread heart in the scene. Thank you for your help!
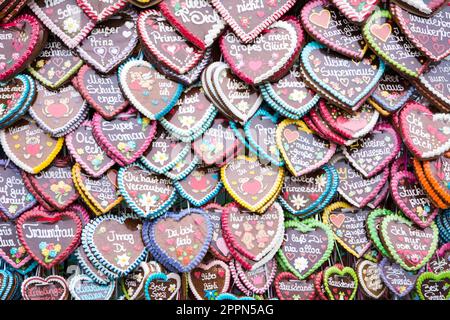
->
[118,59,183,120]
[72,164,122,215]
[174,166,222,207]
[202,203,231,262]
[66,120,115,178]
[159,0,226,50]
[330,0,378,24]
[143,208,212,272]
[323,202,371,258]
[277,219,334,279]
[220,17,304,85]
[25,158,78,211]
[428,243,450,273]
[301,41,385,110]
[221,156,284,212]
[16,206,82,269]
[416,60,450,111]
[274,272,316,300]
[68,274,115,300]
[0,117,64,174]
[121,261,159,300]
[332,154,389,208]
[21,275,69,300]
[301,0,368,60]
[76,9,138,74]
[363,9,429,78]
[84,213,147,276]
[378,257,421,297]
[76,65,129,119]
[28,0,95,49]
[118,163,177,219]
[381,214,438,271]
[391,170,439,228]
[29,83,88,137]
[276,119,336,177]
[323,265,358,300]
[233,258,277,295]
[399,101,450,159]
[211,0,296,43]
[0,14,43,81]
[92,109,157,166]
[392,0,448,16]
[356,259,386,299]
[416,271,450,300]
[144,272,181,300]
[0,220,32,268]
[28,35,83,89]
[137,9,205,75]
[391,3,450,61]
[188,260,230,300]
[343,123,400,178]
[76,0,128,22]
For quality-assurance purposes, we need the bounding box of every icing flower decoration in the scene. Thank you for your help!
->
[63,17,80,35]
[294,256,308,272]
[39,242,61,263]
[292,194,308,209]
[179,116,196,128]
[50,180,72,204]
[116,253,131,268]
[168,283,177,293]
[8,205,17,214]
[138,192,158,211]
[240,16,251,28]
[152,151,169,165]
[289,90,307,103]
[236,101,249,112]
[10,246,26,263]
[88,153,105,170]
[118,141,137,158]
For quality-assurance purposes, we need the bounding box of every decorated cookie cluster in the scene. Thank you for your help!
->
[0,0,448,301]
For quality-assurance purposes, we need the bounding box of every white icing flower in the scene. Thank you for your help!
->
[116,254,130,268]
[294,257,308,273]
[292,194,307,210]
[152,151,169,165]
[63,17,80,35]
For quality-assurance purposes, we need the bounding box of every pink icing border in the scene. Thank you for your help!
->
[201,203,232,262]
[76,0,128,22]
[274,272,316,300]
[0,14,42,81]
[92,109,157,166]
[211,0,296,43]
[137,9,205,75]
[331,0,379,24]
[234,258,277,295]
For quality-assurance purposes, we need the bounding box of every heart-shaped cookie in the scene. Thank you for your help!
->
[391,170,439,228]
[202,203,231,262]
[428,243,450,273]
[76,0,128,22]
[276,119,336,177]
[0,117,64,174]
[92,109,157,166]
[144,272,181,300]
[366,209,395,258]
[220,17,304,85]
[323,202,371,258]
[301,0,368,60]
[378,257,421,297]
[0,220,32,268]
[301,41,385,110]
[84,213,147,276]
[68,274,115,300]
[274,272,316,300]
[221,156,284,212]
[159,0,225,50]
[392,0,448,16]
[29,83,88,137]
[72,164,123,215]
[233,258,277,295]
[137,9,205,75]
[21,275,69,300]
[343,123,400,178]
[323,265,358,300]
[28,35,83,89]
[121,261,160,300]
[188,260,230,300]
[416,60,450,111]
[391,3,450,61]
[174,165,222,207]
[356,259,386,299]
[118,163,177,219]
[0,14,43,81]
[16,206,82,269]
[363,9,429,78]
[76,9,138,74]
[331,154,389,208]
[399,101,450,159]
[143,209,212,272]
[66,120,115,178]
[118,59,183,120]
[211,0,296,43]
[28,0,95,49]
[76,65,129,119]
[381,214,438,271]
[25,157,78,211]
[277,219,334,279]
[416,271,450,300]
